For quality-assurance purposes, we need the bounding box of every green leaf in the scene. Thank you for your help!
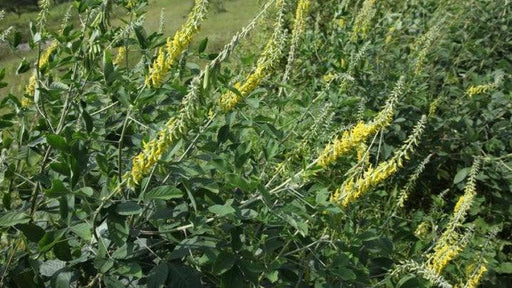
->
[338,267,357,281]
[147,263,169,288]
[134,25,148,49]
[54,240,72,261]
[116,262,143,278]
[40,259,66,277]
[0,211,30,227]
[144,186,183,201]
[116,201,142,215]
[70,223,92,242]
[217,125,230,145]
[19,223,45,242]
[169,264,202,288]
[107,214,129,246]
[397,274,419,288]
[208,200,236,217]
[0,120,14,130]
[454,167,471,184]
[46,134,68,153]
[198,37,208,53]
[496,262,512,274]
[74,187,94,198]
[220,266,244,288]
[104,275,124,288]
[95,258,115,274]
[245,97,259,108]
[16,58,30,74]
[103,50,115,85]
[53,271,73,288]
[82,110,94,134]
[212,252,236,275]
[46,179,71,198]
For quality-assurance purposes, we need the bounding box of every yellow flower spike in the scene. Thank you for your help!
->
[337,17,346,28]
[333,115,427,207]
[350,0,377,42]
[114,46,127,66]
[128,1,282,187]
[218,1,286,111]
[427,158,481,274]
[464,262,487,288]
[466,84,495,97]
[293,0,310,35]
[146,0,208,88]
[38,41,58,69]
[25,74,37,97]
[318,78,404,168]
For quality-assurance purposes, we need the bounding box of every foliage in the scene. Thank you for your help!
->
[0,0,510,287]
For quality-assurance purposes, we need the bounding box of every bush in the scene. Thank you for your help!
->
[0,0,510,287]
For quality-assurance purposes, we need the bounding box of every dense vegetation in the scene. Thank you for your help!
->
[0,0,510,287]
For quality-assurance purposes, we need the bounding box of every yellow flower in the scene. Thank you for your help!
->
[466,84,495,97]
[128,118,179,185]
[332,115,426,207]
[293,0,310,35]
[350,0,377,42]
[114,46,127,66]
[146,0,208,88]
[38,41,58,69]
[317,109,393,168]
[414,222,430,239]
[322,73,336,82]
[336,17,346,28]
[427,158,481,274]
[146,47,169,87]
[429,243,463,274]
[25,74,37,97]
[464,262,487,288]
[218,1,285,111]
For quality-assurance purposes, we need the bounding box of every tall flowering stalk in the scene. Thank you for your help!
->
[396,154,432,208]
[466,70,504,97]
[461,262,487,288]
[281,0,310,83]
[113,46,127,66]
[317,77,404,168]
[350,0,377,42]
[427,158,482,274]
[128,0,280,186]
[332,115,427,207]
[218,0,287,111]
[24,42,59,106]
[146,0,209,87]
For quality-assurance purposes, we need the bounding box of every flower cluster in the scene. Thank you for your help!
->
[146,0,208,87]
[113,46,127,66]
[332,115,427,207]
[317,78,403,168]
[281,0,310,84]
[24,41,59,105]
[461,262,487,288]
[466,70,504,97]
[429,228,473,274]
[350,0,377,42]
[130,118,180,185]
[38,41,58,69]
[292,0,310,37]
[219,0,286,111]
[427,158,481,273]
[128,0,278,187]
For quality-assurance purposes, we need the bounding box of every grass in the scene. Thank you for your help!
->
[0,0,264,96]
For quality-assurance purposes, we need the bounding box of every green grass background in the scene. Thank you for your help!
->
[0,0,263,95]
